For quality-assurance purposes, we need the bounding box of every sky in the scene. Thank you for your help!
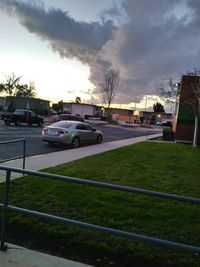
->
[0,0,200,111]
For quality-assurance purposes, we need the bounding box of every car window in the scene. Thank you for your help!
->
[31,111,36,117]
[51,121,72,128]
[76,124,93,131]
[85,125,93,131]
[59,114,68,120]
[14,109,25,115]
[71,116,82,121]
[76,124,85,130]
[58,114,84,122]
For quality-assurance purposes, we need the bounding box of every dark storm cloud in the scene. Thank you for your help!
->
[1,0,200,104]
[0,0,116,62]
[186,0,200,30]
[101,0,200,103]
[122,0,181,18]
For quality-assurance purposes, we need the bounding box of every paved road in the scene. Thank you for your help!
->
[0,120,161,161]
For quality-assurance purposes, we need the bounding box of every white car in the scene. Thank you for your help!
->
[118,121,140,127]
[84,117,108,125]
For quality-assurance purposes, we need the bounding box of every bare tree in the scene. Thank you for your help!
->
[101,69,119,120]
[158,78,178,104]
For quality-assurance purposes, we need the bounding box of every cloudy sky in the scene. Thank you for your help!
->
[0,0,200,109]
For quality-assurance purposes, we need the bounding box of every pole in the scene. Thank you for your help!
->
[23,139,26,171]
[0,170,11,250]
[145,94,148,111]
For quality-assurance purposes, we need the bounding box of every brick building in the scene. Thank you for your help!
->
[106,107,134,122]
[139,111,172,124]
[173,75,200,143]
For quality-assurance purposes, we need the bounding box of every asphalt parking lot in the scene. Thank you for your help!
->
[0,120,161,161]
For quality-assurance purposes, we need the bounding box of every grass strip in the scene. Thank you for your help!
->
[0,142,200,267]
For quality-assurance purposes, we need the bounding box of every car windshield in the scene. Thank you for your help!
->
[14,109,25,115]
[50,121,73,128]
[59,114,69,120]
[58,114,82,121]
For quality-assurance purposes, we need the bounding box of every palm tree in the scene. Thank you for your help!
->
[75,96,81,103]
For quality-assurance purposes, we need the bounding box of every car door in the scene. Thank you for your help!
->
[82,124,96,141]
[76,124,94,142]
[30,111,37,124]
[24,111,31,124]
[75,124,87,142]
[25,111,35,124]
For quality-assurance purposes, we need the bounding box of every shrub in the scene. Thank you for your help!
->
[163,128,174,141]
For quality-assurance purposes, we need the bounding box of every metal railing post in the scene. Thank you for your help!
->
[23,140,26,171]
[0,139,26,170]
[0,170,11,251]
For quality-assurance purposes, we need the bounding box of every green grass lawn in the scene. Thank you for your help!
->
[0,142,200,267]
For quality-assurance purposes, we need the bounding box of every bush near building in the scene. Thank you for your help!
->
[163,128,174,141]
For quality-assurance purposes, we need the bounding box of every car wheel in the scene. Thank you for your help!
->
[71,137,80,148]
[96,135,102,144]
[15,120,20,126]
[4,121,11,126]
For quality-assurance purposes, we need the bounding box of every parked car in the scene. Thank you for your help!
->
[42,121,103,148]
[155,121,172,127]
[84,117,108,125]
[0,111,8,120]
[118,121,140,127]
[58,114,84,122]
[2,109,44,126]
[48,114,59,122]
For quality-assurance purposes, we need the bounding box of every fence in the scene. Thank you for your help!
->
[0,139,26,170]
[0,165,199,253]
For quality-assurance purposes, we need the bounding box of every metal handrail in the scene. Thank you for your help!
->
[0,139,26,170]
[0,166,199,253]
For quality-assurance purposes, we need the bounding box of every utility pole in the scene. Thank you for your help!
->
[134,96,138,111]
[144,94,148,111]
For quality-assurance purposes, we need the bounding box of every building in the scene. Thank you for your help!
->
[173,75,200,143]
[105,107,135,122]
[139,111,172,124]
[62,102,102,118]
[2,96,50,114]
[62,103,137,122]
[0,97,6,110]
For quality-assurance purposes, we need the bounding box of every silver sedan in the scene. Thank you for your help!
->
[42,121,103,148]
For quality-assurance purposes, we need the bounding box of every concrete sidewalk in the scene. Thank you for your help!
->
[0,133,161,182]
[0,243,92,267]
[0,133,162,267]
